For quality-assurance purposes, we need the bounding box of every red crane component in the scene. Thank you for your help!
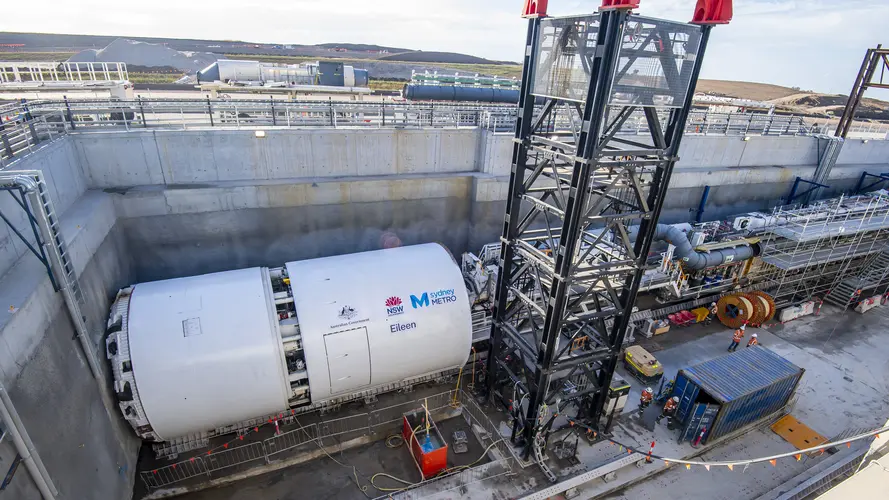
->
[691,0,733,24]
[521,0,548,18]
[600,0,640,10]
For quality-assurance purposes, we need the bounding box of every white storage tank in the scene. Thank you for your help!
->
[105,243,472,441]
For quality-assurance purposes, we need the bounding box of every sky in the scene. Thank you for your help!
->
[2,0,888,95]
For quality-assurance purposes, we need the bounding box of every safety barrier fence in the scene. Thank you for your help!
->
[4,98,880,169]
[0,97,861,139]
[20,98,513,131]
[138,388,509,492]
[0,115,64,166]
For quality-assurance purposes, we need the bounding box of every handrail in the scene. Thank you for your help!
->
[1,98,880,166]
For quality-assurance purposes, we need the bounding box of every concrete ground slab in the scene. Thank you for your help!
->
[171,410,496,500]
[602,306,889,499]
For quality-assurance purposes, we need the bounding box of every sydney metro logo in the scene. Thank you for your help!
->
[386,296,404,316]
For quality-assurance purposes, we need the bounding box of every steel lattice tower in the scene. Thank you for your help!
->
[486,5,719,458]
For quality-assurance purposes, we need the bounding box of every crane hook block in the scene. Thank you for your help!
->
[600,0,640,10]
[521,0,548,18]
[691,0,733,24]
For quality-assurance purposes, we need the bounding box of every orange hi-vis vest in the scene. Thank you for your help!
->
[747,337,758,346]
[641,390,653,403]
[664,399,677,412]
[732,329,744,342]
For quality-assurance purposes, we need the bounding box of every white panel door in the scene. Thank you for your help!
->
[324,327,371,395]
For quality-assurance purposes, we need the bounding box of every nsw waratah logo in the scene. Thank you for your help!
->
[386,296,404,316]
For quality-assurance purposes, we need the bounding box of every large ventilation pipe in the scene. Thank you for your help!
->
[634,224,760,270]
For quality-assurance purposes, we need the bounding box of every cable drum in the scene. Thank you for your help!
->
[750,291,777,324]
[742,293,768,326]
[716,294,754,328]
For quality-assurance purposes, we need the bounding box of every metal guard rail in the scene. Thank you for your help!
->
[137,388,511,492]
[2,99,881,166]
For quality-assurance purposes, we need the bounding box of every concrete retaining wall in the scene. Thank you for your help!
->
[0,188,138,499]
[73,129,480,187]
[0,138,86,281]
[122,181,474,281]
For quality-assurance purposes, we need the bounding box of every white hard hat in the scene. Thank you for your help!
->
[711,302,717,306]
[740,324,746,329]
[645,387,652,393]
[672,396,679,402]
[752,333,758,338]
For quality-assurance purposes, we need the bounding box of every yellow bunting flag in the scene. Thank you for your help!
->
[664,460,670,466]
[795,454,802,461]
[685,464,691,470]
[727,464,734,471]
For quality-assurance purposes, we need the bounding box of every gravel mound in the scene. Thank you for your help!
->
[68,39,218,73]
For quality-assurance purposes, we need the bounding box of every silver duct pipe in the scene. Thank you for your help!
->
[0,385,58,499]
[635,224,759,270]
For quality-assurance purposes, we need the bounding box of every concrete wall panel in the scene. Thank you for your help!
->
[211,132,268,181]
[124,196,474,282]
[737,136,817,167]
[76,134,162,187]
[0,138,89,280]
[438,131,476,172]
[310,131,354,177]
[155,132,219,183]
[395,130,437,174]
[354,130,397,176]
[836,138,889,166]
[479,132,513,176]
[10,138,87,214]
[266,132,314,179]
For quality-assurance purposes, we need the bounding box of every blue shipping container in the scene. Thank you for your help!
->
[671,346,804,444]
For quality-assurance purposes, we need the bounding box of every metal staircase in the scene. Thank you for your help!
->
[825,245,889,307]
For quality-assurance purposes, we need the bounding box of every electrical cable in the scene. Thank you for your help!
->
[293,416,372,498]
[385,434,404,448]
[370,438,506,493]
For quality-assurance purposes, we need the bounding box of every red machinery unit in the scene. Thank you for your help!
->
[402,408,448,478]
[521,0,548,18]
[600,0,640,10]
[691,0,733,24]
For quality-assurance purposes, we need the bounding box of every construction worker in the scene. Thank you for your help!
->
[727,324,745,352]
[747,333,759,347]
[657,396,679,425]
[639,387,653,413]
[705,301,718,325]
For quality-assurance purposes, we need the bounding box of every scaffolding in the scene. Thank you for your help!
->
[753,192,889,304]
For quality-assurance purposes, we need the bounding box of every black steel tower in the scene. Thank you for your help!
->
[486,3,724,459]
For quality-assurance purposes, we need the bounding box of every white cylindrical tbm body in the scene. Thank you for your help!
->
[105,243,472,441]
[285,243,472,403]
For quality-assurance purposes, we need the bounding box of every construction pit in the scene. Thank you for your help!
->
[2,5,889,500]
